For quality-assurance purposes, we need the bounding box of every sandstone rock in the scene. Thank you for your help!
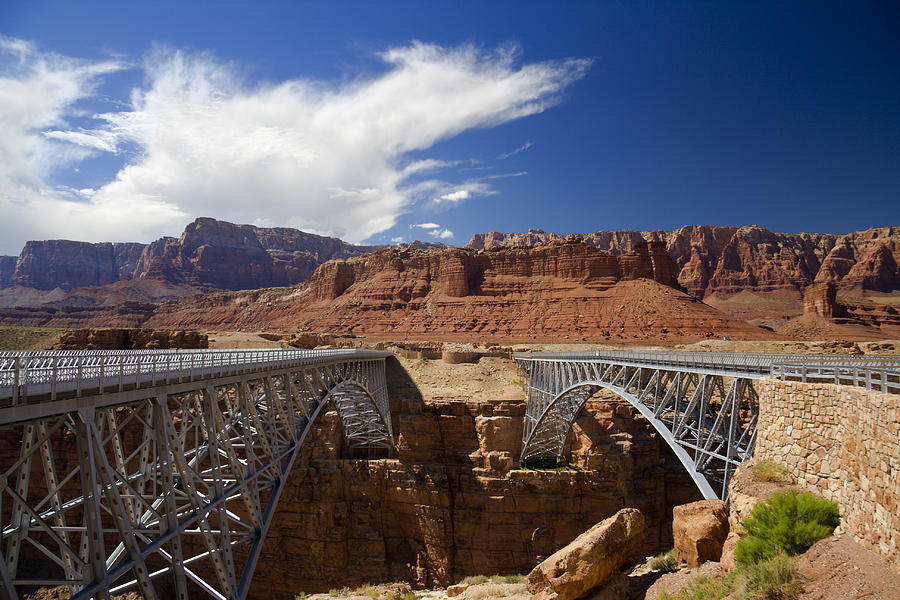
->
[526,508,647,600]
[803,282,839,319]
[3,218,382,299]
[672,499,728,568]
[795,281,900,336]
[10,240,145,291]
[0,256,16,287]
[144,243,774,341]
[137,217,382,291]
[446,584,468,597]
[467,225,900,301]
[54,328,208,350]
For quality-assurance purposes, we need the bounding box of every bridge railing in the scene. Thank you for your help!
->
[0,348,392,407]
[513,350,900,393]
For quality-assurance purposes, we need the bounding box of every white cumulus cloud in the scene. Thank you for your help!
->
[0,38,591,253]
[435,189,471,204]
[411,222,441,229]
[429,228,454,239]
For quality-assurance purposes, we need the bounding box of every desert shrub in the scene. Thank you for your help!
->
[737,552,804,600]
[750,461,792,483]
[294,594,306,600]
[500,574,525,584]
[655,573,735,600]
[735,490,839,566]
[525,451,560,469]
[461,575,489,585]
[650,548,679,573]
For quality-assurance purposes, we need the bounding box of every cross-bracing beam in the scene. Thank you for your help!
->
[515,350,899,501]
[0,350,393,600]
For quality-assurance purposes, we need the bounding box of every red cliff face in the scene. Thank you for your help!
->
[4,218,384,298]
[146,241,773,341]
[467,225,900,299]
[136,217,385,290]
[10,241,146,290]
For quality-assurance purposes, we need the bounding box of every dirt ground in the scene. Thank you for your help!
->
[395,355,524,402]
[797,533,900,600]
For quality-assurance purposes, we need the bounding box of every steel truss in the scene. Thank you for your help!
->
[515,351,899,501]
[517,357,758,500]
[0,350,393,600]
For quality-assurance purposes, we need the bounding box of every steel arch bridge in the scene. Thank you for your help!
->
[0,348,394,600]
[515,350,900,501]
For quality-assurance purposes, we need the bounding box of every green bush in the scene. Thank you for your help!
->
[738,552,804,600]
[735,490,839,566]
[650,548,679,573]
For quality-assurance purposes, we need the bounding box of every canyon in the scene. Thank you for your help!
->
[245,356,702,598]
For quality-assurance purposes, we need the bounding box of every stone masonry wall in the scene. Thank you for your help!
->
[754,378,899,569]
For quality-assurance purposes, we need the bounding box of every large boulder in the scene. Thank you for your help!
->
[673,499,729,568]
[526,508,647,600]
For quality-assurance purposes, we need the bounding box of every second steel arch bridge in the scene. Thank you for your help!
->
[514,350,900,501]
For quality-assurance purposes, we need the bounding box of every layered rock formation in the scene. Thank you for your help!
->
[246,359,702,597]
[468,225,900,299]
[53,328,208,350]
[794,282,900,337]
[2,217,382,298]
[133,217,382,290]
[0,256,16,287]
[10,241,145,290]
[145,241,774,341]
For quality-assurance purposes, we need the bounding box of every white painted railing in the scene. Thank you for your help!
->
[0,349,392,405]
[513,350,900,394]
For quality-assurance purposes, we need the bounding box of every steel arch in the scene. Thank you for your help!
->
[0,349,394,600]
[517,357,760,501]
[515,349,900,501]
[523,380,732,499]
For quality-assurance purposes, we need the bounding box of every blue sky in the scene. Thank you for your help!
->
[0,1,897,254]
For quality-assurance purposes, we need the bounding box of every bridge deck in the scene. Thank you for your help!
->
[0,349,393,422]
[513,350,900,393]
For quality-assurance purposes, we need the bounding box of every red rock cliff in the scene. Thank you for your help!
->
[3,218,385,298]
[10,240,146,290]
[145,241,773,341]
[467,225,900,299]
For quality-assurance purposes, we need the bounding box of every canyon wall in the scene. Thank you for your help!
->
[143,241,773,341]
[10,241,146,290]
[52,328,208,350]
[3,217,382,295]
[248,358,701,598]
[0,256,16,287]
[754,378,899,570]
[468,225,900,299]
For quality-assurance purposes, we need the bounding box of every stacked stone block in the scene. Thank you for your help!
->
[754,378,899,570]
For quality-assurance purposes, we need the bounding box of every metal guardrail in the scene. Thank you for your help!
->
[0,348,393,406]
[513,350,900,394]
